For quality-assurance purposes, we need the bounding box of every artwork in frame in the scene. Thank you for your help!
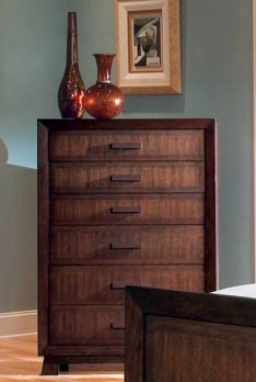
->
[115,0,182,94]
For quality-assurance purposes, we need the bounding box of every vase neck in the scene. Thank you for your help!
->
[66,12,79,66]
[94,54,115,83]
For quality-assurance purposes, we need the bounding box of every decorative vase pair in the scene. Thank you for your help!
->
[58,11,124,120]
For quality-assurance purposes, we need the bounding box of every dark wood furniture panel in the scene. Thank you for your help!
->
[49,129,204,161]
[49,265,204,304]
[50,305,124,345]
[49,225,204,265]
[125,286,256,382]
[50,194,204,225]
[38,118,218,375]
[49,162,204,193]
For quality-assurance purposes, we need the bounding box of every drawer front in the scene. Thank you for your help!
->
[50,225,204,265]
[49,130,204,161]
[50,194,204,225]
[50,162,204,193]
[50,266,204,304]
[50,305,124,345]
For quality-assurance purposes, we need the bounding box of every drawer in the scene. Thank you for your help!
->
[49,265,204,304]
[50,194,204,225]
[50,225,204,265]
[48,130,204,161]
[50,305,124,346]
[49,162,204,193]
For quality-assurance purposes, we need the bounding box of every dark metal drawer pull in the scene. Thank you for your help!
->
[110,206,141,214]
[110,242,141,250]
[110,282,125,290]
[109,175,141,182]
[110,323,125,331]
[109,143,141,150]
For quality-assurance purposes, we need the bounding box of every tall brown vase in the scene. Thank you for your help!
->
[84,54,124,119]
[58,11,86,119]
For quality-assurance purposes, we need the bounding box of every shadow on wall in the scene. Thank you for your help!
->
[0,138,37,313]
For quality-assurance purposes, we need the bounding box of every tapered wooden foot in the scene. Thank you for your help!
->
[41,356,59,375]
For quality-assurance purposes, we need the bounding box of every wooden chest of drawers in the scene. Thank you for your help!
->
[37,118,218,374]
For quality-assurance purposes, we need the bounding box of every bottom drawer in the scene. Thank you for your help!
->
[50,305,124,346]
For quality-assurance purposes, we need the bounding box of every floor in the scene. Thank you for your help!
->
[0,334,124,381]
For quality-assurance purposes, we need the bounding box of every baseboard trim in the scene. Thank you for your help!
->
[0,310,37,338]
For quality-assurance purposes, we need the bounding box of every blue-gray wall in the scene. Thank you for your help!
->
[0,0,253,313]
[0,0,68,313]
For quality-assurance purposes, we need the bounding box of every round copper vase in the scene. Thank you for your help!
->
[84,54,124,119]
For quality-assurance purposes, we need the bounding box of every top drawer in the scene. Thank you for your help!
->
[48,130,204,161]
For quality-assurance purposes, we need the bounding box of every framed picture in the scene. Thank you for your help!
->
[115,0,182,94]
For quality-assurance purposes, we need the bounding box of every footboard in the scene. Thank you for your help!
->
[125,286,256,382]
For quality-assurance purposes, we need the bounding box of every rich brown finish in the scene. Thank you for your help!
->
[37,118,218,375]
[49,226,204,264]
[125,286,256,382]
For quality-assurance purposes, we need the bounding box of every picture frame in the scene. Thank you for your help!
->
[115,0,182,94]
